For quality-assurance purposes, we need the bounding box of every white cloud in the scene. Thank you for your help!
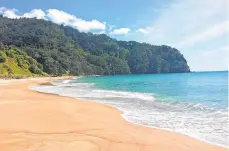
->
[46,9,106,32]
[137,27,155,34]
[3,10,19,19]
[46,9,75,24]
[0,7,106,32]
[131,0,228,71]
[71,19,106,31]
[23,9,46,19]
[110,28,130,35]
[177,21,229,48]
[137,28,149,34]
[0,7,20,19]
[0,7,45,19]
[0,7,7,13]
[137,0,228,47]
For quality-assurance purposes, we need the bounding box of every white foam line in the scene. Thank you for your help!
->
[120,114,229,149]
[84,98,229,148]
[29,81,229,149]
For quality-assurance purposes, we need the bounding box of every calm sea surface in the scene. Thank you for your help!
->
[30,71,228,147]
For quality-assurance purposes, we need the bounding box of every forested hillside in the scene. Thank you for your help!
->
[0,46,45,77]
[0,16,190,76]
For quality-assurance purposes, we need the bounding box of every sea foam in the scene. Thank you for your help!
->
[30,78,229,148]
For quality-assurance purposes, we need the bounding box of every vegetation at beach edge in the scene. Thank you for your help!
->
[0,46,47,78]
[0,15,190,78]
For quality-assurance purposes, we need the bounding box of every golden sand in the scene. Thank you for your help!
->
[0,77,227,151]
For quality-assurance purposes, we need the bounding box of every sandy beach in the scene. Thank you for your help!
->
[0,77,227,151]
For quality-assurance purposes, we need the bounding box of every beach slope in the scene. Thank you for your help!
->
[0,78,227,151]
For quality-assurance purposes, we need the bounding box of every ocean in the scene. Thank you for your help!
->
[30,71,228,147]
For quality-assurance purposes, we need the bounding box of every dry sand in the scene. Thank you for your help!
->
[0,77,227,151]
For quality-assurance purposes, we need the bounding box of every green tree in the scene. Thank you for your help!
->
[0,17,190,76]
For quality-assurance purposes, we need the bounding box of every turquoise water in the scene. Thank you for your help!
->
[31,71,228,147]
[79,71,228,108]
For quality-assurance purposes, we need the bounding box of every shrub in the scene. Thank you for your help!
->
[16,57,24,68]
[29,64,42,74]
[0,52,5,62]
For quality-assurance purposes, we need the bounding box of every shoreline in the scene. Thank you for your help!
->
[0,77,227,151]
[35,77,228,148]
[121,114,228,149]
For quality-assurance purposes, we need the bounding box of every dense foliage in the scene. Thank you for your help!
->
[0,45,45,77]
[0,16,190,76]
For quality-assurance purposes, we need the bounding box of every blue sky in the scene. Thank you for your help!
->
[0,0,228,71]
